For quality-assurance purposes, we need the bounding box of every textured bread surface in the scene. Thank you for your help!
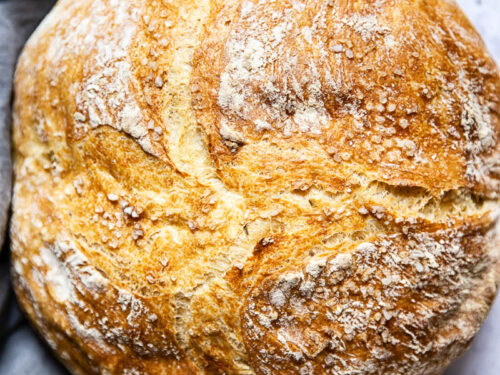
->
[10,0,500,374]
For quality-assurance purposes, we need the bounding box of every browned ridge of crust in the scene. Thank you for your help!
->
[10,0,500,374]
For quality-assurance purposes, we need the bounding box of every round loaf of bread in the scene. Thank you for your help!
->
[11,0,500,374]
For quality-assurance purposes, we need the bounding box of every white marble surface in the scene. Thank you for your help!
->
[445,1,500,374]
[458,0,500,61]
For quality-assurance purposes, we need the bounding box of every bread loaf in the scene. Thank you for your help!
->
[11,0,500,374]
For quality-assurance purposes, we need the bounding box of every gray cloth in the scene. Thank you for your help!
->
[0,0,498,374]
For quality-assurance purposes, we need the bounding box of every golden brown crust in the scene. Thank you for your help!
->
[193,0,500,197]
[10,0,500,374]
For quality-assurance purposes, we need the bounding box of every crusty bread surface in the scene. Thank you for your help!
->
[10,0,500,374]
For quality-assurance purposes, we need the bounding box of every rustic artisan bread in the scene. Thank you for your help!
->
[10,0,500,374]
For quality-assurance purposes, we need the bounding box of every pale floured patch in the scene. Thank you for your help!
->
[217,0,331,136]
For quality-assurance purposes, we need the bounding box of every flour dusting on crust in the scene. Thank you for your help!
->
[218,0,331,136]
